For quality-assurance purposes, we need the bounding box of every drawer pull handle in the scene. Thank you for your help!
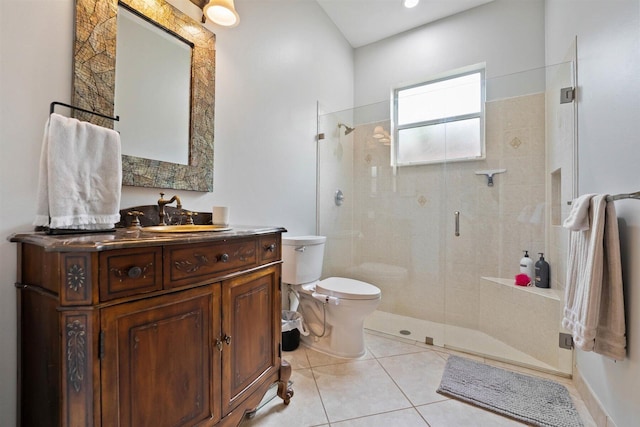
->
[265,244,276,252]
[128,266,142,279]
[219,253,230,263]
[110,263,153,282]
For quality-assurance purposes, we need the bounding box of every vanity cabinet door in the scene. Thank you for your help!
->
[221,265,280,415]
[100,285,221,427]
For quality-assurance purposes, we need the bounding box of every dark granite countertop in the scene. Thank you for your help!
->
[9,225,287,252]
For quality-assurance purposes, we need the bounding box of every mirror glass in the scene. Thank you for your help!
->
[72,0,216,192]
[115,6,192,165]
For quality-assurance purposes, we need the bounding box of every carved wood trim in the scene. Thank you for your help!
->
[66,264,86,292]
[174,254,210,273]
[66,319,87,393]
[62,254,92,304]
[235,246,256,262]
[61,311,95,426]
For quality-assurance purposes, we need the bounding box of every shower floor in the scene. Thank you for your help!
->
[365,310,567,376]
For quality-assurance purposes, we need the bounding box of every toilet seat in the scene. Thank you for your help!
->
[317,277,381,300]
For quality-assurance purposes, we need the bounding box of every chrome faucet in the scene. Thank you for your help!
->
[157,192,182,225]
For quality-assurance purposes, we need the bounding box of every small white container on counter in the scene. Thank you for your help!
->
[212,206,230,225]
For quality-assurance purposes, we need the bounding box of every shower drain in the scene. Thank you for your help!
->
[399,330,411,336]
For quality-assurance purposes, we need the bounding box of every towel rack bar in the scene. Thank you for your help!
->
[568,191,640,205]
[50,101,120,122]
[607,191,640,202]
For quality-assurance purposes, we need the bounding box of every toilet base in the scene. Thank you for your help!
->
[287,278,381,359]
[299,314,369,358]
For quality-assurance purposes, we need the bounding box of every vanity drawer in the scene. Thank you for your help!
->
[165,239,258,288]
[259,234,281,263]
[99,247,163,301]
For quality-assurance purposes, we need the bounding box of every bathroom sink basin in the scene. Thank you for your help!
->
[144,225,232,233]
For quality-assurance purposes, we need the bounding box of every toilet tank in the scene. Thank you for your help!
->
[282,236,326,285]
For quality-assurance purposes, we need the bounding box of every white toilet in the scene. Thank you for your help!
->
[282,236,381,358]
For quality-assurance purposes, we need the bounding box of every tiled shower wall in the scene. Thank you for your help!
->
[325,93,547,329]
[319,92,573,369]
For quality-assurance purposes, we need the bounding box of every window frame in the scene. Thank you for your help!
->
[391,65,486,167]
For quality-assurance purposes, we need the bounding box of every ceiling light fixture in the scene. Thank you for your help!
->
[402,0,420,8]
[202,0,240,27]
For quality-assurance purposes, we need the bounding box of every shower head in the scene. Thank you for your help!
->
[338,123,355,136]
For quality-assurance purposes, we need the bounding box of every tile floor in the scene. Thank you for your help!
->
[240,330,596,427]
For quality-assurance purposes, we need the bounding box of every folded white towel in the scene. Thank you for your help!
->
[563,193,596,231]
[34,113,122,230]
[562,194,626,360]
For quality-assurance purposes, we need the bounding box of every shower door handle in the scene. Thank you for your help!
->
[454,211,460,237]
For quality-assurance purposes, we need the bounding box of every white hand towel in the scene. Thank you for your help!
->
[562,194,626,360]
[34,113,122,230]
[563,193,596,231]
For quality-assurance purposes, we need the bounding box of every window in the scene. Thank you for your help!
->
[392,66,485,166]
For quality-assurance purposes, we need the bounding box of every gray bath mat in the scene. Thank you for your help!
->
[436,356,583,427]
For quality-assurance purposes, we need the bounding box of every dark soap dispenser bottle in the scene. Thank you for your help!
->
[535,253,550,288]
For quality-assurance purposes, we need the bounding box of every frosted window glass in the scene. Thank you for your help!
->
[397,73,481,125]
[397,119,481,165]
[393,67,484,166]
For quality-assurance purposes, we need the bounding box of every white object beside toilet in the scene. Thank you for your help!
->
[282,236,381,358]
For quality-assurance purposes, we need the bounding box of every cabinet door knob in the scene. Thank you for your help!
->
[128,266,142,279]
[215,339,223,352]
[219,253,229,263]
[224,335,232,345]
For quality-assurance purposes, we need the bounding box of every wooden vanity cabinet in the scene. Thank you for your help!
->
[222,266,280,416]
[12,229,292,427]
[100,285,222,427]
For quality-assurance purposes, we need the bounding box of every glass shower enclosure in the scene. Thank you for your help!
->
[316,62,576,375]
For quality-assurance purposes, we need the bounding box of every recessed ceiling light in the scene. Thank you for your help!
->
[403,0,420,8]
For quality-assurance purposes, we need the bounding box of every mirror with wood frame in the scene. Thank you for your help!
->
[72,0,215,191]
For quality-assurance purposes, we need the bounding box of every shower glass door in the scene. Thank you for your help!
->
[316,61,575,375]
[440,63,575,375]
[318,99,450,349]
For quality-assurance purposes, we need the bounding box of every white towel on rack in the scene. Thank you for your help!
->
[562,194,626,360]
[563,193,596,231]
[34,113,122,230]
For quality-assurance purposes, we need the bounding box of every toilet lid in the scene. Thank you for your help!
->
[317,277,381,300]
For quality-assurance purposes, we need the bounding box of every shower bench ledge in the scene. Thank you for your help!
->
[481,277,562,301]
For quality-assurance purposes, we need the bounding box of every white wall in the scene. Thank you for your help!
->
[545,2,640,426]
[0,0,353,425]
[3,0,638,425]
[354,0,545,106]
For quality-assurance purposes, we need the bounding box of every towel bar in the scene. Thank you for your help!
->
[50,101,120,122]
[568,191,640,205]
[607,191,640,202]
